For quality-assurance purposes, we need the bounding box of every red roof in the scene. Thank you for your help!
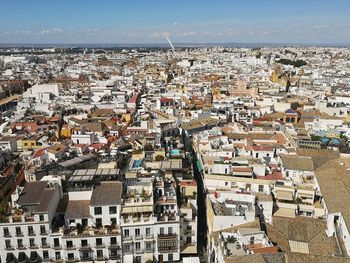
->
[128,94,139,104]
[32,148,47,159]
[73,144,87,148]
[89,143,107,151]
[160,98,175,103]
[251,145,274,151]
[179,180,197,187]
[257,172,284,181]
[251,246,278,254]
[233,167,252,172]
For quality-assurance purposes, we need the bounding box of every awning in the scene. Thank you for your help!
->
[18,252,29,263]
[181,245,197,254]
[79,247,93,251]
[274,207,296,218]
[196,160,203,173]
[6,253,17,263]
[29,251,42,263]
[276,190,293,201]
[298,193,313,199]
[121,205,153,214]
[299,204,314,213]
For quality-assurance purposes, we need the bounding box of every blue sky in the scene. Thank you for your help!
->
[0,0,350,44]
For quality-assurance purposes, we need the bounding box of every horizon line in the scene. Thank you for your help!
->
[1,42,350,48]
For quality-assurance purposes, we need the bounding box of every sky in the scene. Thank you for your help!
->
[0,0,350,44]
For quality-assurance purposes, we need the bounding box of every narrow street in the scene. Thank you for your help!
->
[192,152,208,262]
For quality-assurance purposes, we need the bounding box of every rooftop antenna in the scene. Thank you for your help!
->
[165,35,175,51]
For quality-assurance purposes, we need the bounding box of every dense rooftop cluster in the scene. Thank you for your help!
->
[1,46,350,263]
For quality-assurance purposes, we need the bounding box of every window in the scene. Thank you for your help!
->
[110,237,117,245]
[124,229,129,237]
[54,238,60,248]
[96,218,102,227]
[40,225,46,235]
[111,218,117,225]
[81,240,88,247]
[94,207,102,215]
[29,238,35,247]
[135,242,141,251]
[96,238,103,247]
[97,250,103,258]
[43,251,49,260]
[109,206,117,214]
[258,185,264,192]
[39,215,44,221]
[110,248,119,258]
[3,227,10,237]
[135,228,140,237]
[55,252,61,260]
[158,240,176,251]
[168,227,173,235]
[160,227,164,235]
[5,240,11,249]
[66,240,73,249]
[28,226,34,235]
[146,228,151,236]
[15,227,22,236]
[146,242,152,251]
[225,182,229,186]
[17,239,23,248]
[68,253,74,260]
[82,218,88,226]
[124,244,130,252]
[41,237,47,247]
[168,254,173,261]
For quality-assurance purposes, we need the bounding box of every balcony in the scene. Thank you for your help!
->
[41,244,50,248]
[158,246,177,252]
[134,248,144,254]
[53,244,62,250]
[28,231,36,236]
[5,246,15,251]
[66,259,79,263]
[123,235,132,241]
[144,247,155,253]
[65,245,76,250]
[145,233,154,239]
[95,243,105,248]
[158,233,178,239]
[109,243,121,248]
[79,244,91,251]
[96,256,108,261]
[62,225,120,238]
[80,257,93,262]
[109,254,121,260]
[29,245,39,249]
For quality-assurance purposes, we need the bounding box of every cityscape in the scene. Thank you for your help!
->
[1,1,350,263]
